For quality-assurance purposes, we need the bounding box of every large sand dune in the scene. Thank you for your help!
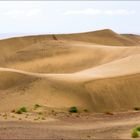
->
[0,29,140,112]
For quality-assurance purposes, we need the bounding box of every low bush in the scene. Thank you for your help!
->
[104,111,114,115]
[134,107,140,111]
[136,126,140,131]
[34,104,41,109]
[83,109,88,112]
[38,112,43,115]
[16,107,27,114]
[34,117,40,121]
[69,106,78,113]
[11,109,15,113]
[16,110,22,114]
[132,129,139,138]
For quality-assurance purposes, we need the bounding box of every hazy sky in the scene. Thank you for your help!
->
[0,1,140,35]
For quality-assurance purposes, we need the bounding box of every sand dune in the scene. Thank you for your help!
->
[1,29,139,47]
[0,40,140,73]
[57,29,139,46]
[0,29,140,113]
[123,34,140,45]
[0,53,140,112]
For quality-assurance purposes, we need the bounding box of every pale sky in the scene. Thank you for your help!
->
[0,1,140,36]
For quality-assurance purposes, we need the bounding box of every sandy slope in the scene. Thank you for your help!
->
[0,40,140,73]
[57,29,139,46]
[0,29,140,113]
[0,53,140,112]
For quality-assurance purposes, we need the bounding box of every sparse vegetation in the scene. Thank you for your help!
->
[25,114,29,118]
[34,104,41,110]
[69,107,78,113]
[2,113,8,119]
[41,117,46,120]
[11,109,15,113]
[34,116,40,121]
[83,109,88,112]
[4,117,7,119]
[38,112,43,115]
[11,115,15,118]
[16,107,27,114]
[132,129,139,138]
[16,110,22,114]
[131,126,140,138]
[3,113,7,117]
[104,111,114,115]
[52,35,58,40]
[136,126,140,131]
[134,107,140,111]
[20,107,27,112]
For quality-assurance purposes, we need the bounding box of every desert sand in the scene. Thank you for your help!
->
[0,29,140,139]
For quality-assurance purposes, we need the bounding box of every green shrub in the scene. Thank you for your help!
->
[132,129,139,138]
[34,104,41,109]
[16,107,27,114]
[136,126,140,131]
[20,107,27,112]
[69,106,78,113]
[21,107,27,112]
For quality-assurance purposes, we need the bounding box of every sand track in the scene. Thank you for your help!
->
[0,111,140,139]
